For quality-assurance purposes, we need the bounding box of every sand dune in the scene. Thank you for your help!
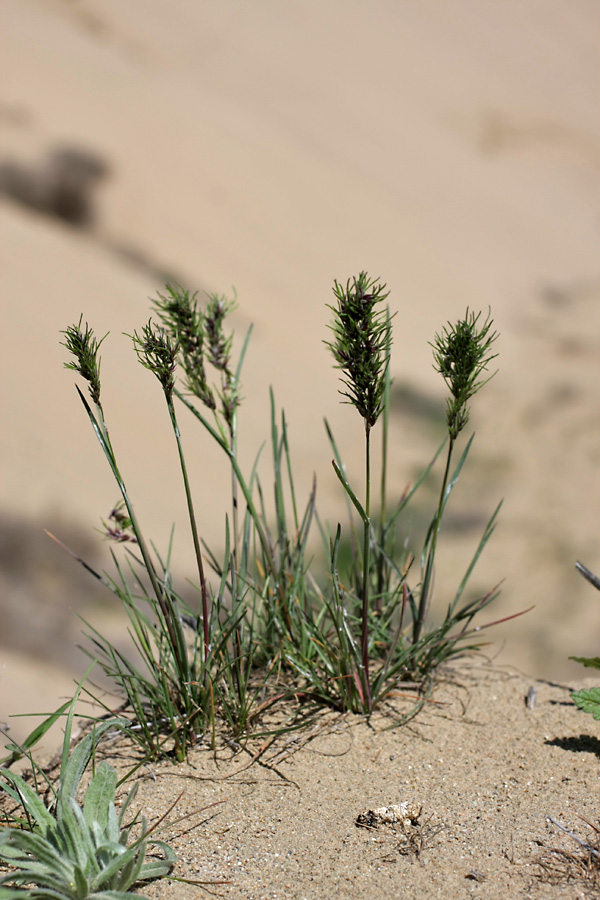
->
[1,0,600,745]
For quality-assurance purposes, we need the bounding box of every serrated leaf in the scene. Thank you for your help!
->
[572,687,600,719]
[570,655,600,670]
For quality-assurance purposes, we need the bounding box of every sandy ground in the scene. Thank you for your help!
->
[137,661,600,900]
[2,3,600,869]
[4,659,600,900]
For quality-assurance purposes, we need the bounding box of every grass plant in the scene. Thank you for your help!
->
[325,272,392,711]
[416,308,499,642]
[56,272,508,754]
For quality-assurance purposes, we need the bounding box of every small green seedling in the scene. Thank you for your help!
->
[570,561,600,720]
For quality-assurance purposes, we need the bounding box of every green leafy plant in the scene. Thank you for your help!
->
[0,675,176,898]
[570,561,600,720]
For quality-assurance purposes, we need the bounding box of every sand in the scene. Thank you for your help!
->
[1,4,600,894]
[4,659,600,900]
[133,661,600,900]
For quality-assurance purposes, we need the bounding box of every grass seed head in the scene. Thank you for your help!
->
[61,315,107,410]
[326,271,392,431]
[153,284,216,410]
[430,308,498,439]
[131,319,178,400]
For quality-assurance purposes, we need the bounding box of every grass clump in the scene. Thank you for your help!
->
[56,272,508,756]
[536,814,600,892]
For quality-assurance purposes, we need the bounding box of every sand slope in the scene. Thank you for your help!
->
[5,661,600,900]
[1,0,600,743]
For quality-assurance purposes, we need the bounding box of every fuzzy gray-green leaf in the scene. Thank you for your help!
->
[83,762,117,832]
[59,720,126,815]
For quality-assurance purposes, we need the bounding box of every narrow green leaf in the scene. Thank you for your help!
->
[87,891,138,899]
[59,661,97,796]
[448,500,503,617]
[332,460,368,524]
[138,839,177,878]
[234,323,253,382]
[0,699,71,768]
[0,889,38,899]
[115,846,142,889]
[116,782,139,830]
[385,436,447,532]
[73,862,90,897]
[75,385,123,490]
[60,799,94,872]
[106,801,120,844]
[443,433,474,508]
[324,419,358,530]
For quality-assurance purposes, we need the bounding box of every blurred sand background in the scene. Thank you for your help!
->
[1,0,600,749]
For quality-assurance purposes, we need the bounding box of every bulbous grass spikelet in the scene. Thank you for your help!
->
[430,308,498,440]
[326,271,392,431]
[205,291,241,430]
[153,284,216,410]
[131,320,178,400]
[61,315,107,410]
[205,292,236,372]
